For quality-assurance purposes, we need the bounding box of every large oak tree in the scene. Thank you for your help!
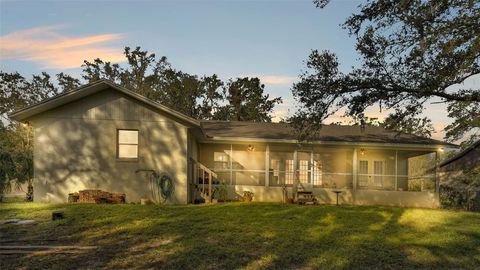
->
[291,0,480,143]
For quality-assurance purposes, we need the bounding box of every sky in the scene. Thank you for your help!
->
[0,0,475,141]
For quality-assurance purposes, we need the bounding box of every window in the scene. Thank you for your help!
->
[359,160,368,187]
[269,159,280,186]
[312,160,322,186]
[271,159,280,177]
[285,160,294,184]
[117,130,138,159]
[298,160,309,183]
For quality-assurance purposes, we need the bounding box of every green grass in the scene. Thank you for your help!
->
[0,203,479,269]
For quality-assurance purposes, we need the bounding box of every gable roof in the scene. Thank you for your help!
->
[200,120,456,147]
[8,79,456,148]
[8,79,200,127]
[439,139,480,167]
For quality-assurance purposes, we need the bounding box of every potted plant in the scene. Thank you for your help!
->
[243,191,254,202]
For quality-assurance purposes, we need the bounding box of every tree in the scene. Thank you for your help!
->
[214,77,282,122]
[57,72,81,92]
[292,0,480,142]
[0,122,33,202]
[381,113,435,138]
[198,75,224,120]
[0,71,58,121]
[81,47,226,119]
[0,71,56,201]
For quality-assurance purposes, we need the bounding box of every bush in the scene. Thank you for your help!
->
[440,168,480,211]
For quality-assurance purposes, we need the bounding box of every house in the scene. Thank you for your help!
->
[9,80,456,207]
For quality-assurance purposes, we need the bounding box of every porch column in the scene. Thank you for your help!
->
[352,148,358,203]
[395,150,398,191]
[435,150,441,194]
[293,149,298,200]
[229,144,233,185]
[265,144,270,187]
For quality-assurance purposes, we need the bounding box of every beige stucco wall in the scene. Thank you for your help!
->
[30,87,190,204]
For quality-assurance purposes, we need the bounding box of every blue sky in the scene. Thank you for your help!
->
[0,0,467,140]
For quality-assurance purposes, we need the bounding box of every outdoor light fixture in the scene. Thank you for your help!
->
[246,144,255,152]
[360,148,365,156]
[21,121,30,127]
[438,147,444,152]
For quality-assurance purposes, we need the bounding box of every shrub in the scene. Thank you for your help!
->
[440,168,480,211]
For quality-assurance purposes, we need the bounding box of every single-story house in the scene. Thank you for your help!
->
[9,80,456,207]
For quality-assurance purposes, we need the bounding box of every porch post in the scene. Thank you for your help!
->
[192,161,197,204]
[395,150,398,191]
[293,149,298,201]
[435,150,441,194]
[434,150,441,207]
[310,151,314,185]
[208,171,212,203]
[265,144,270,187]
[352,148,358,204]
[229,144,233,185]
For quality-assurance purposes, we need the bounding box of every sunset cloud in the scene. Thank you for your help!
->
[0,25,125,69]
[261,75,297,86]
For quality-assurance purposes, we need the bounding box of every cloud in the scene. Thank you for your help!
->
[0,25,125,69]
[261,75,297,85]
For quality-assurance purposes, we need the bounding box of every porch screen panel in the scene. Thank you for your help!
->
[198,143,232,184]
[397,150,436,192]
[356,149,396,190]
[231,144,266,186]
[373,161,384,187]
[269,145,295,186]
[313,147,353,189]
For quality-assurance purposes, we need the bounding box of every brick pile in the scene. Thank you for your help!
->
[78,189,126,204]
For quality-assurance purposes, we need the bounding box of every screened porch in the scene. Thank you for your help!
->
[197,143,439,192]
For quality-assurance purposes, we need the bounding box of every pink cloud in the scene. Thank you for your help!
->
[0,25,125,69]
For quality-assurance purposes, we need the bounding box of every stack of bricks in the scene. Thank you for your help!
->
[109,192,126,204]
[78,189,126,204]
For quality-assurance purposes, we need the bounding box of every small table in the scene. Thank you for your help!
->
[332,190,343,206]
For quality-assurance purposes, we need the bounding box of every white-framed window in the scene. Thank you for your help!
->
[359,160,369,187]
[285,159,294,184]
[312,160,322,186]
[117,129,138,159]
[270,159,280,177]
[298,160,309,183]
[373,160,384,187]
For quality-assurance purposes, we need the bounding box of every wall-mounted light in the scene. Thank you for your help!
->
[438,147,444,152]
[360,148,366,156]
[247,144,255,152]
[21,121,30,127]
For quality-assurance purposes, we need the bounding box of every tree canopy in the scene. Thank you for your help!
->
[0,46,282,198]
[292,0,480,143]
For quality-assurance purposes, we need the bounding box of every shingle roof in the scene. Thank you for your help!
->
[200,120,456,146]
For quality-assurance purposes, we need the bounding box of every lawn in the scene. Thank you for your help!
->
[0,203,479,269]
